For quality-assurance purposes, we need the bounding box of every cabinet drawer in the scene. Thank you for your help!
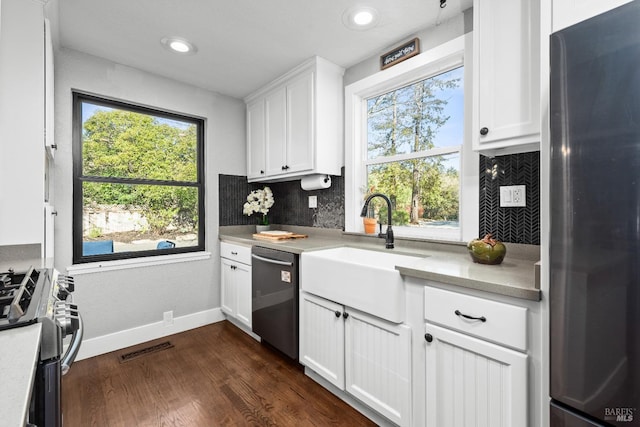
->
[220,241,251,265]
[424,286,527,351]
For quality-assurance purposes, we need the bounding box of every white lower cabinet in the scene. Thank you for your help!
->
[424,323,527,427]
[300,291,412,426]
[220,242,252,328]
[300,292,345,387]
[346,309,412,426]
[423,286,528,427]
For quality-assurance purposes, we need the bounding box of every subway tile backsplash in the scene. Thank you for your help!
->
[219,153,540,245]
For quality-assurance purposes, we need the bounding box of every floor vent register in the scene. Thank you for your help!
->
[118,341,174,363]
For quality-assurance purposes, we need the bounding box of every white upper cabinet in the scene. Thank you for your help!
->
[285,72,314,173]
[0,0,46,247]
[245,56,344,182]
[45,18,55,158]
[552,0,632,32]
[472,0,541,155]
[264,86,287,176]
[246,99,266,179]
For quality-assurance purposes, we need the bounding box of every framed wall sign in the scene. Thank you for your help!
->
[380,38,420,70]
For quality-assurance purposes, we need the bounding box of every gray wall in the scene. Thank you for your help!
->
[344,10,472,86]
[53,48,246,341]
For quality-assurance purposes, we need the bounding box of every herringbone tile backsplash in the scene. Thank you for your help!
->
[220,153,540,245]
[479,152,540,245]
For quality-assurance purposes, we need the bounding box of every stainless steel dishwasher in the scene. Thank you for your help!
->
[251,246,298,360]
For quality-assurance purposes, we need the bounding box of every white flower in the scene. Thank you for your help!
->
[243,186,275,218]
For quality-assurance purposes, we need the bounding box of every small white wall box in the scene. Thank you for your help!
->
[308,195,318,208]
[500,185,526,207]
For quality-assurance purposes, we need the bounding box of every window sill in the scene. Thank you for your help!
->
[67,251,211,275]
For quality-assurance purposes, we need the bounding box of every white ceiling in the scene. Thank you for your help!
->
[56,0,470,100]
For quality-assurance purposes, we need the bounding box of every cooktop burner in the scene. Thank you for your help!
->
[0,267,43,328]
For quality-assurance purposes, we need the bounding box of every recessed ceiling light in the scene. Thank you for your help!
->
[161,37,197,55]
[353,10,374,26]
[342,6,379,30]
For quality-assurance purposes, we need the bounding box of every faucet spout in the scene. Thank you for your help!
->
[361,193,394,249]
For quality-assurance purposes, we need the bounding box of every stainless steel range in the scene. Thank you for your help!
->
[0,266,83,426]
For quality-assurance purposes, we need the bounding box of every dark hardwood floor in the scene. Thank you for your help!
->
[62,321,377,426]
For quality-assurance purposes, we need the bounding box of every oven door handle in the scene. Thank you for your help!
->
[251,254,293,267]
[61,313,84,376]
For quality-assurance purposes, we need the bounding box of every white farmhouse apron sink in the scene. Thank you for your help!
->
[300,247,422,323]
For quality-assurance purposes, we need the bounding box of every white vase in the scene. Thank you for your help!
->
[256,225,271,233]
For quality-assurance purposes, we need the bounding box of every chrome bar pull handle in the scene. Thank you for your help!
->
[251,253,293,267]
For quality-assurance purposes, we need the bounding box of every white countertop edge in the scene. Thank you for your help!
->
[0,323,42,427]
[396,265,541,301]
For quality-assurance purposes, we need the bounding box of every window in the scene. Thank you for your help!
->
[72,92,205,263]
[365,66,463,237]
[345,35,477,241]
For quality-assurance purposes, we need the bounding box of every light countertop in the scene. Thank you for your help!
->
[219,226,541,301]
[219,230,344,254]
[0,323,42,427]
[392,251,540,300]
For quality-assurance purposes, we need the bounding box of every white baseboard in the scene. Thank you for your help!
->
[75,307,226,361]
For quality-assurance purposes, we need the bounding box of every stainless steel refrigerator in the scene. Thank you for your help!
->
[550,1,640,426]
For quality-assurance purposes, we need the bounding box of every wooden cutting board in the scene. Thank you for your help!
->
[252,232,308,241]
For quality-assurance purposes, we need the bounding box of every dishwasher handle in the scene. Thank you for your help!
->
[251,253,293,267]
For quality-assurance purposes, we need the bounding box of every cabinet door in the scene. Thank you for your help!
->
[424,322,527,427]
[44,204,55,259]
[299,292,345,389]
[552,0,632,32]
[286,72,314,173]
[0,0,45,246]
[246,99,266,180]
[234,261,252,328]
[44,18,54,156]
[220,258,237,317]
[265,87,287,176]
[345,309,412,427]
[473,0,540,153]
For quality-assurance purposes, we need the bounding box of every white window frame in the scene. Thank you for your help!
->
[345,34,478,242]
